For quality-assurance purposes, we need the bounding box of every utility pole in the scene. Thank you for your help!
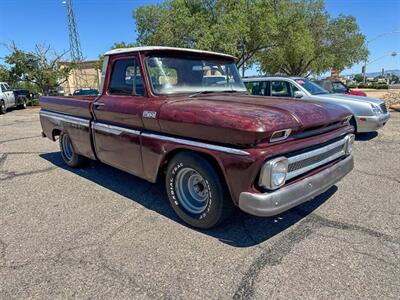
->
[363,30,400,84]
[238,41,245,77]
[64,0,83,62]
[63,0,85,92]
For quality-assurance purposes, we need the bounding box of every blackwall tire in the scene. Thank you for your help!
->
[59,132,88,168]
[18,100,27,109]
[0,101,6,114]
[166,152,234,229]
[350,116,357,134]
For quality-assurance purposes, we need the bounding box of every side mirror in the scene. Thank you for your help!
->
[294,91,304,98]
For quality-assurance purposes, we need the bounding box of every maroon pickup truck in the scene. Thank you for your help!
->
[40,46,354,228]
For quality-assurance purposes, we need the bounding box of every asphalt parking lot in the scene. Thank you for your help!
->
[1,108,399,299]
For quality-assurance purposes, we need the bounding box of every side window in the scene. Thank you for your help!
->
[244,81,266,96]
[108,58,145,96]
[271,81,291,97]
[290,83,300,97]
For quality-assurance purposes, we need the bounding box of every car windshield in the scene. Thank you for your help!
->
[294,79,329,95]
[145,55,247,95]
[332,82,348,93]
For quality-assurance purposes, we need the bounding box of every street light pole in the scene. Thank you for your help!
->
[363,51,398,84]
[362,30,400,84]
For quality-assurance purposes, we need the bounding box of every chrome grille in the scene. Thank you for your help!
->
[286,137,347,180]
[380,103,387,114]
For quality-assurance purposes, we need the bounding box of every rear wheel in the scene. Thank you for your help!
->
[165,152,234,229]
[0,101,6,114]
[18,98,27,109]
[59,132,88,168]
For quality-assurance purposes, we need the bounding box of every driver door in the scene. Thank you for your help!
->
[92,56,147,178]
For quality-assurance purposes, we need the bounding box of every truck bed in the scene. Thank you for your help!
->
[40,96,96,119]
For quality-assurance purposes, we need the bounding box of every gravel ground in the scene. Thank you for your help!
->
[0,108,399,299]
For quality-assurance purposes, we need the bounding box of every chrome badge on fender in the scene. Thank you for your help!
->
[143,111,157,119]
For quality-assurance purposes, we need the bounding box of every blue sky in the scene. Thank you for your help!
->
[0,0,399,75]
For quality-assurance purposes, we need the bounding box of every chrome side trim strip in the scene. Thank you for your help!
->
[92,122,140,136]
[285,137,347,180]
[141,132,250,156]
[40,110,249,156]
[39,110,89,127]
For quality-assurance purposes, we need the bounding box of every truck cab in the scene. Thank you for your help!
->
[39,47,354,228]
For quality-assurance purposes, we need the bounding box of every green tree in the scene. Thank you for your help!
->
[0,65,12,83]
[256,0,368,76]
[133,0,278,71]
[132,0,367,77]
[96,41,137,70]
[353,73,364,82]
[4,43,75,95]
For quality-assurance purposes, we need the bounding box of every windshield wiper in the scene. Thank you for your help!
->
[189,90,241,98]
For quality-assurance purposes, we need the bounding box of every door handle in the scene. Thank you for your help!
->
[93,102,105,107]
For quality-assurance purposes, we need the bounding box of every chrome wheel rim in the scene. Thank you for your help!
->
[1,103,5,113]
[62,135,73,161]
[175,167,210,215]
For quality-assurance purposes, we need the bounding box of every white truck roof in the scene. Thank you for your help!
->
[103,46,236,60]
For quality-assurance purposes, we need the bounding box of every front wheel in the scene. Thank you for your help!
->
[350,117,357,134]
[166,152,233,229]
[59,132,88,168]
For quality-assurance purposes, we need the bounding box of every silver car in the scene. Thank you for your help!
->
[243,77,390,133]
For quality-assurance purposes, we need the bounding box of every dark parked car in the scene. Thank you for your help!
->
[313,79,367,97]
[73,88,99,96]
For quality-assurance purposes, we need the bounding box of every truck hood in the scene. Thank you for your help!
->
[317,93,384,106]
[158,93,350,146]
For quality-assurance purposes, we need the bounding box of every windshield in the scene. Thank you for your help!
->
[294,79,329,95]
[145,55,246,95]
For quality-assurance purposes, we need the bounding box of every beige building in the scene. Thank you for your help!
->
[59,60,101,95]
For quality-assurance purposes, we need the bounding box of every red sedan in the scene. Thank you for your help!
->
[313,79,367,97]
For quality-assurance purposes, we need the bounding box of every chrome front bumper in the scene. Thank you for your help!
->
[238,155,354,217]
[356,113,390,133]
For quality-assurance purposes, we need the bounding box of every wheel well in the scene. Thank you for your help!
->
[159,149,230,192]
[52,129,62,141]
[350,116,357,133]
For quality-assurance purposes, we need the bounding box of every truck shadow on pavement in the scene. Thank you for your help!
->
[355,132,378,141]
[40,152,337,248]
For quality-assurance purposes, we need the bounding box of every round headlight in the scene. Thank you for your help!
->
[259,157,288,190]
[345,134,355,155]
[271,161,288,187]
